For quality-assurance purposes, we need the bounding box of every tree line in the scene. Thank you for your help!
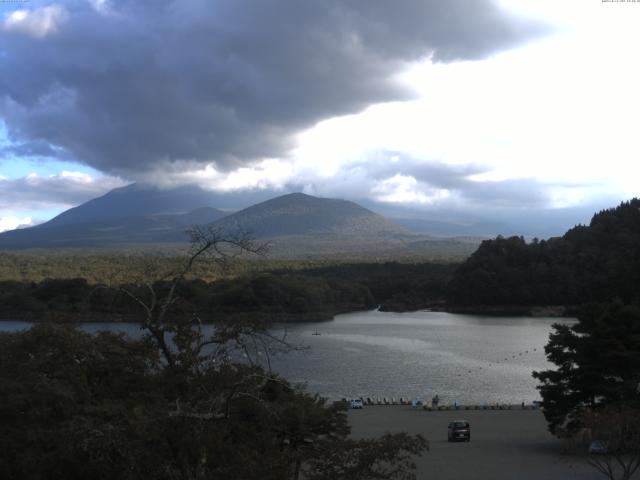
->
[448,199,640,307]
[0,262,456,322]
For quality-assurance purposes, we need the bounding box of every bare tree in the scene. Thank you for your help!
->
[51,224,428,479]
[115,225,269,366]
[583,405,640,480]
[110,225,300,423]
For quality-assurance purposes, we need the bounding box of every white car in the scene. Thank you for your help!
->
[350,398,364,409]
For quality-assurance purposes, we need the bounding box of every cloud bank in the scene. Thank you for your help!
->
[291,153,557,209]
[0,171,125,211]
[0,0,543,177]
[0,216,33,233]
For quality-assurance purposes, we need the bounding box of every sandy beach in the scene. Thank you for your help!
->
[349,406,604,480]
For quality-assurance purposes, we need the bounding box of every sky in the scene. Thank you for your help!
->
[1,0,639,233]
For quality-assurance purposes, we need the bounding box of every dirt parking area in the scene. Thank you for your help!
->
[348,406,604,480]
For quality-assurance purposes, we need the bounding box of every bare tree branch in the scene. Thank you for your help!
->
[584,405,640,480]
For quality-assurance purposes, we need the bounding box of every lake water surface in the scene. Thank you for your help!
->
[1,310,570,405]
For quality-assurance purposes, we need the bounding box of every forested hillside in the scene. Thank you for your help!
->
[210,192,408,237]
[0,263,455,322]
[448,199,640,307]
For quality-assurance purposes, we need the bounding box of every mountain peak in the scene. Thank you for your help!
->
[209,192,408,238]
[0,187,409,249]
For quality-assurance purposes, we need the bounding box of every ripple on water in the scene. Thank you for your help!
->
[270,310,570,404]
[1,311,570,405]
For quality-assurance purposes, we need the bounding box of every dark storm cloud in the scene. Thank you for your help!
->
[0,0,545,177]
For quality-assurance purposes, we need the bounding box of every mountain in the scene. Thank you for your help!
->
[202,193,482,260]
[359,199,600,239]
[0,189,412,249]
[42,183,274,228]
[0,207,228,248]
[0,183,280,248]
[0,185,481,258]
[210,192,409,238]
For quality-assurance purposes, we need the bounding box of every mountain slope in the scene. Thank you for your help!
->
[0,191,410,249]
[42,183,278,228]
[0,207,228,248]
[43,183,218,228]
[359,199,599,239]
[0,188,482,259]
[209,192,409,238]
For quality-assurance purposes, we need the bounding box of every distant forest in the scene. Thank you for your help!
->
[448,199,640,307]
[0,263,455,322]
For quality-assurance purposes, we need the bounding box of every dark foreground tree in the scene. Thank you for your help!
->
[0,226,427,479]
[533,301,640,435]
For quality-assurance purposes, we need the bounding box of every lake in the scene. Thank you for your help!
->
[0,309,570,405]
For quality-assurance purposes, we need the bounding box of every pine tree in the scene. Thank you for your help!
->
[533,301,640,434]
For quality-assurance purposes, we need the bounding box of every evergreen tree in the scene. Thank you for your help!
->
[533,301,640,434]
[448,198,640,307]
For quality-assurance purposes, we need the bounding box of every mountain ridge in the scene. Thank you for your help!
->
[0,190,419,250]
[209,192,409,238]
[40,183,282,229]
[0,207,228,248]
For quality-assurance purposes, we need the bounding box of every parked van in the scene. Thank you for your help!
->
[448,420,471,442]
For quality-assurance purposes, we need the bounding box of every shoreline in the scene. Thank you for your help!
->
[0,308,359,324]
[436,304,578,318]
[343,400,541,411]
[0,303,578,324]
